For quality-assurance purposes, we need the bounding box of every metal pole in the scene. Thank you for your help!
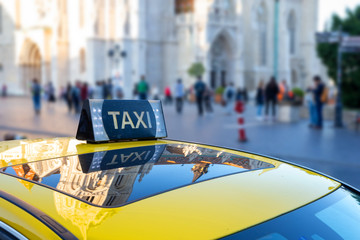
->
[335,42,343,127]
[274,0,279,80]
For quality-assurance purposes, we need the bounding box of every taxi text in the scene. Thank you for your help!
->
[108,111,153,129]
[106,151,152,166]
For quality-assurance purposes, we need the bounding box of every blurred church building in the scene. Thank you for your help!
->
[0,0,326,97]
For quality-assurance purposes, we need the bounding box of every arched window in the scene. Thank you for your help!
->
[79,48,86,73]
[257,2,267,66]
[288,11,296,54]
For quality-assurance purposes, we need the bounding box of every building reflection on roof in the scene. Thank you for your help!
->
[0,144,274,208]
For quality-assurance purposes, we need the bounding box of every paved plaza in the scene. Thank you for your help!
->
[1,97,360,189]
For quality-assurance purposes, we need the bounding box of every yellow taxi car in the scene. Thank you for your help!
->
[0,100,360,239]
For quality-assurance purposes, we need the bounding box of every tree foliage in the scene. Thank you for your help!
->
[317,6,360,109]
[187,62,205,78]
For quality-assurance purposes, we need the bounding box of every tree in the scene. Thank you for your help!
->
[317,6,360,109]
[187,62,205,78]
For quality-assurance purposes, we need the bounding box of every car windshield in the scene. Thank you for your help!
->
[0,143,274,208]
[222,187,360,240]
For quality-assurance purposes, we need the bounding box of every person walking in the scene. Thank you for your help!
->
[223,82,236,115]
[152,87,160,100]
[164,86,172,105]
[93,81,104,99]
[265,77,279,121]
[174,79,185,113]
[305,86,317,127]
[1,84,7,97]
[72,81,81,113]
[65,82,73,112]
[255,80,265,120]
[46,81,56,110]
[113,84,124,100]
[194,76,206,116]
[80,82,88,104]
[313,75,325,129]
[31,78,42,115]
[242,87,248,103]
[235,88,243,101]
[137,75,149,100]
[277,80,289,102]
[105,78,113,99]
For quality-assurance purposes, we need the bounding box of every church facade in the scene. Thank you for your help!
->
[0,0,325,97]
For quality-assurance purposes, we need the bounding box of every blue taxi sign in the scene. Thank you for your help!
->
[76,99,167,142]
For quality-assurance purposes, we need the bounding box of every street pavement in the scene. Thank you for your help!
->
[1,97,360,189]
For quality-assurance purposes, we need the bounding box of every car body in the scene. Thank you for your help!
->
[1,137,360,239]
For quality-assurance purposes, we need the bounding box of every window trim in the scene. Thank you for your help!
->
[0,221,28,240]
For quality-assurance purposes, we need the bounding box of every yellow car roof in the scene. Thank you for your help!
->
[0,138,340,239]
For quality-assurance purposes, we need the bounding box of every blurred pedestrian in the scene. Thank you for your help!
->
[188,86,195,103]
[48,82,56,101]
[31,78,42,115]
[137,75,149,100]
[59,86,65,101]
[277,80,289,102]
[265,77,279,121]
[105,78,113,99]
[133,83,139,99]
[152,87,160,100]
[255,80,265,120]
[313,75,325,129]
[80,82,88,104]
[93,81,103,99]
[88,84,94,99]
[164,86,172,104]
[46,81,56,109]
[113,84,124,100]
[242,87,248,103]
[223,82,236,115]
[305,86,317,127]
[101,80,107,99]
[194,76,206,116]
[174,79,184,113]
[72,81,81,113]
[235,88,243,101]
[204,86,213,113]
[65,82,73,112]
[1,83,7,97]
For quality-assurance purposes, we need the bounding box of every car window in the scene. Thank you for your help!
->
[0,221,27,240]
[315,192,360,239]
[222,187,360,240]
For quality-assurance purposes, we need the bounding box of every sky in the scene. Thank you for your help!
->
[318,0,360,31]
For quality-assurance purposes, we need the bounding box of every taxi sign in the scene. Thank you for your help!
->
[76,99,167,142]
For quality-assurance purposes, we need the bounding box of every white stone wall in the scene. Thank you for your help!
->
[0,0,19,94]
[0,0,324,96]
